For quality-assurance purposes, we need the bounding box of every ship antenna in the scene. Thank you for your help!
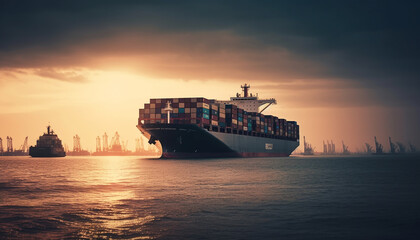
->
[163,101,173,124]
[241,83,250,97]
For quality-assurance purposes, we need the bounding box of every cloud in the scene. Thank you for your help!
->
[34,68,87,83]
[0,0,419,109]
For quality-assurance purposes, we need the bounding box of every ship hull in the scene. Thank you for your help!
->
[137,123,299,159]
[66,151,90,156]
[1,151,29,156]
[29,146,66,157]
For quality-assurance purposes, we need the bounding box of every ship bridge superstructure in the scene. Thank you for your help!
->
[216,84,276,113]
[35,125,63,148]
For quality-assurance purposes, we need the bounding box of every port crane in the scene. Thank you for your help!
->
[374,136,383,154]
[96,136,101,152]
[102,133,109,152]
[1,137,28,155]
[322,140,336,154]
[16,137,28,153]
[122,140,128,152]
[110,132,122,151]
[73,135,82,152]
[303,136,314,155]
[342,141,350,155]
[365,143,373,153]
[389,137,397,154]
[396,142,406,153]
[409,143,416,153]
[135,138,141,152]
[6,136,13,152]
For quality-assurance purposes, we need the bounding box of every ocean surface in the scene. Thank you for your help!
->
[1,155,419,239]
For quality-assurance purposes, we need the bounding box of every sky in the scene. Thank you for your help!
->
[1,0,419,153]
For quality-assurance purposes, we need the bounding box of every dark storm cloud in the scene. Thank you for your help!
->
[1,0,419,107]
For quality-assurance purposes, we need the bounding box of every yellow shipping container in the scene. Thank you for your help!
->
[173,108,179,113]
[185,108,191,113]
[197,102,210,109]
[179,103,185,108]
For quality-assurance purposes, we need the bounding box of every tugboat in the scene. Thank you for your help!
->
[29,125,66,157]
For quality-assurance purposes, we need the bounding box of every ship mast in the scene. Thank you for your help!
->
[217,84,276,113]
[163,101,173,124]
[241,84,250,97]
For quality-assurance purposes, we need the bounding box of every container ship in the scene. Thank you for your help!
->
[137,84,299,158]
[29,125,66,157]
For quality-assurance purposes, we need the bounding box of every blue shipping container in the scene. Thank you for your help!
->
[197,108,210,114]
[196,113,210,120]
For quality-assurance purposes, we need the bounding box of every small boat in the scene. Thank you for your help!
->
[29,125,66,157]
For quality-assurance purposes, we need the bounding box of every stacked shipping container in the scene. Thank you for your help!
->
[138,98,299,140]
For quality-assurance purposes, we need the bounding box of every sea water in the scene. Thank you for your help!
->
[1,155,419,239]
